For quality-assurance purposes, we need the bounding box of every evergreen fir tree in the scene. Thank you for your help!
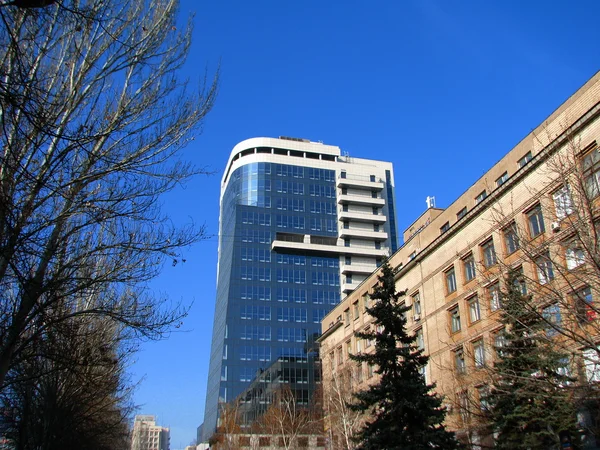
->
[487,270,579,449]
[350,262,462,450]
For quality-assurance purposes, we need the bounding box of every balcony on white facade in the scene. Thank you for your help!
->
[337,193,386,207]
[339,228,388,241]
[343,281,360,293]
[339,210,387,224]
[271,234,388,259]
[341,263,376,275]
[337,174,384,191]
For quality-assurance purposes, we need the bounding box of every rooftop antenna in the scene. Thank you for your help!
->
[426,196,436,209]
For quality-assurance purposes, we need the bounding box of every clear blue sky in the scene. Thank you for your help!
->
[129,1,600,447]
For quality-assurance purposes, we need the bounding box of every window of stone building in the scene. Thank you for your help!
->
[457,206,468,220]
[496,171,508,187]
[487,281,501,311]
[481,238,497,267]
[463,253,476,282]
[415,328,424,350]
[535,251,555,285]
[412,291,422,317]
[445,266,457,294]
[526,204,546,238]
[473,339,485,368]
[566,246,585,270]
[574,286,595,322]
[454,348,466,374]
[468,296,481,323]
[503,222,520,255]
[440,221,450,234]
[518,151,532,168]
[450,306,461,333]
[583,147,600,197]
[475,190,487,204]
[542,303,562,337]
[553,185,574,220]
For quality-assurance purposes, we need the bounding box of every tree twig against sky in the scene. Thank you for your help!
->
[0,0,218,390]
[350,262,462,450]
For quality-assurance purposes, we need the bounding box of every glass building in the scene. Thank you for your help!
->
[202,137,398,441]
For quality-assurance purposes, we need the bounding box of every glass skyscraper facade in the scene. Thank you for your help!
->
[202,137,397,441]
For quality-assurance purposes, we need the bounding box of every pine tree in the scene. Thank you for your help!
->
[350,262,462,450]
[487,270,579,449]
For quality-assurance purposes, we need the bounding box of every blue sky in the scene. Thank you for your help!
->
[129,1,600,447]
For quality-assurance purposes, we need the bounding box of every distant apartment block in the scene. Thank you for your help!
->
[319,72,600,446]
[131,415,170,450]
[202,137,398,440]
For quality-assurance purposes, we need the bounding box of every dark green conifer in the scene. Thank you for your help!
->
[487,270,579,449]
[350,262,462,450]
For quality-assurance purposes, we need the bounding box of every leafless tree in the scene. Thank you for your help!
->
[0,0,218,391]
[253,385,322,450]
[1,313,133,450]
[323,363,364,450]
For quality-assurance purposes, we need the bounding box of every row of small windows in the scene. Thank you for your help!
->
[276,215,305,230]
[447,281,593,338]
[241,267,340,286]
[310,184,337,198]
[275,180,304,195]
[440,151,534,234]
[442,195,581,295]
[240,306,329,323]
[240,286,271,301]
[240,230,271,243]
[239,346,271,361]
[310,218,337,233]
[240,326,272,341]
[241,267,271,281]
[241,248,271,262]
[239,326,313,343]
[239,286,339,305]
[241,211,271,226]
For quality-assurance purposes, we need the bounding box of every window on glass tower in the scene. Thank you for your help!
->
[526,204,545,237]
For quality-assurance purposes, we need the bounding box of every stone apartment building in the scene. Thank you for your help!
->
[319,71,600,447]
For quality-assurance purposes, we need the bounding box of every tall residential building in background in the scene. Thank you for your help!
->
[202,137,398,440]
[131,415,170,450]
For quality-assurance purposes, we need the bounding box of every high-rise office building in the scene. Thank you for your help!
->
[131,415,170,450]
[202,137,398,440]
